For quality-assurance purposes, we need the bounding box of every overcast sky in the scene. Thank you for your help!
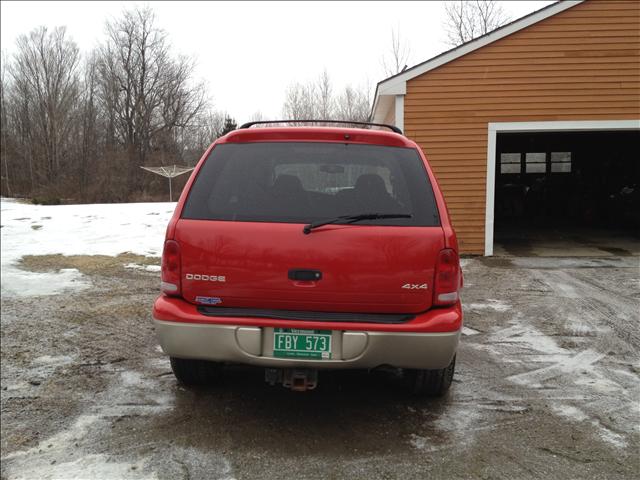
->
[1,1,551,122]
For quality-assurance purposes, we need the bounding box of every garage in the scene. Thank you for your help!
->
[493,125,639,256]
[370,0,640,255]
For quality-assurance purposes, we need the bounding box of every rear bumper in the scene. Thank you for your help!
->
[153,296,462,370]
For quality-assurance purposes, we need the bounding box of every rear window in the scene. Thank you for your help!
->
[181,142,440,226]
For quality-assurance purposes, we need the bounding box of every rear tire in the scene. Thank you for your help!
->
[406,355,456,397]
[170,357,221,386]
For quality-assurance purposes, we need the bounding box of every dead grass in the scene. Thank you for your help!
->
[19,253,160,276]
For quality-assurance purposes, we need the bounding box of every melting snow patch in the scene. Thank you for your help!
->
[459,258,473,268]
[156,447,236,480]
[4,381,31,392]
[125,263,161,272]
[409,434,431,451]
[33,355,73,366]
[146,356,171,370]
[0,198,173,298]
[489,323,565,356]
[3,368,175,480]
[573,372,624,394]
[552,404,588,422]
[98,370,172,417]
[551,405,626,449]
[431,404,482,447]
[6,449,157,480]
[486,316,635,450]
[462,326,481,336]
[1,267,89,297]
[564,319,594,337]
[5,415,101,460]
[466,299,511,312]
[4,354,78,389]
[507,349,606,388]
[596,425,627,449]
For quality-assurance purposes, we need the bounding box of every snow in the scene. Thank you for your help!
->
[5,414,158,480]
[462,326,481,336]
[4,361,235,479]
[408,434,432,451]
[125,263,162,272]
[1,198,174,297]
[481,314,636,450]
[4,369,175,480]
[2,267,90,297]
[552,404,588,422]
[10,454,157,480]
[465,299,511,312]
[33,355,73,365]
[431,403,483,446]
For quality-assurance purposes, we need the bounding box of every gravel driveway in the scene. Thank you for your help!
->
[1,254,638,480]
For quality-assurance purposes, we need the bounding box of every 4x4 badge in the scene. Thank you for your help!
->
[402,283,428,290]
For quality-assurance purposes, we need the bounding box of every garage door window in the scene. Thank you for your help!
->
[500,153,521,174]
[525,153,546,173]
[551,152,572,173]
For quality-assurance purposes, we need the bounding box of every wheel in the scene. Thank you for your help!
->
[405,355,456,397]
[169,357,221,386]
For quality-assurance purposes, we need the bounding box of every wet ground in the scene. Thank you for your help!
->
[1,254,639,479]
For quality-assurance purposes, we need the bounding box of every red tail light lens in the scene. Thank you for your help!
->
[433,248,461,306]
[161,240,181,296]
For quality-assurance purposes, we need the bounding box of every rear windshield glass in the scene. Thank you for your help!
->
[181,142,440,226]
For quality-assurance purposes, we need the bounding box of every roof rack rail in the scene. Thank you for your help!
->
[238,119,403,135]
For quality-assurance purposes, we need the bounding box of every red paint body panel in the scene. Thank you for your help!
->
[177,220,444,313]
[161,126,461,333]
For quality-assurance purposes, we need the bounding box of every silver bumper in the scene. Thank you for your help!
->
[154,319,460,370]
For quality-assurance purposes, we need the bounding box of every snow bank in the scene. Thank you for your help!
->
[1,198,175,297]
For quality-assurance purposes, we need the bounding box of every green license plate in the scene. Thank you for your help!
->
[273,328,332,359]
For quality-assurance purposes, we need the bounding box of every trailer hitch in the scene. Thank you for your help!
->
[265,368,318,391]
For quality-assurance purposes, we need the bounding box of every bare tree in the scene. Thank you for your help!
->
[97,7,207,196]
[282,81,316,120]
[0,7,240,202]
[10,26,81,188]
[282,70,370,124]
[249,111,268,122]
[335,85,370,123]
[0,50,11,196]
[315,69,334,120]
[444,0,510,46]
[381,28,410,77]
[77,52,101,193]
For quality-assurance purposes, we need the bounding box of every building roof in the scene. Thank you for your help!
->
[370,0,583,123]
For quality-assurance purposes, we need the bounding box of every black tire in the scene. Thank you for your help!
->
[169,357,221,386]
[406,355,456,397]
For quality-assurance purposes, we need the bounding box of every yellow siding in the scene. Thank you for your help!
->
[405,0,640,254]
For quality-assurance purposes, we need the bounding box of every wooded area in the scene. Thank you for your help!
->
[0,7,371,203]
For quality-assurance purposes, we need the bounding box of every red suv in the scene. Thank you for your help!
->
[153,121,462,396]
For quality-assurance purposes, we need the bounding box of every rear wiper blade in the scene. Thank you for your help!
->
[303,213,412,235]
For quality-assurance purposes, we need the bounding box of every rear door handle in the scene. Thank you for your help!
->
[288,269,322,281]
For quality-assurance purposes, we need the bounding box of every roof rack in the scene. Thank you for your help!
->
[238,119,403,135]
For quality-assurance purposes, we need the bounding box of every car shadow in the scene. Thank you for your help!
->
[155,366,454,458]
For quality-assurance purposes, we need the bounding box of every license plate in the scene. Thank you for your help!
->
[273,328,332,359]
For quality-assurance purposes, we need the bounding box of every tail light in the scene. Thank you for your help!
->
[161,240,181,296]
[433,248,461,306]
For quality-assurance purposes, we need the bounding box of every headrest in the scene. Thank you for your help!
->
[355,174,387,193]
[272,174,304,193]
